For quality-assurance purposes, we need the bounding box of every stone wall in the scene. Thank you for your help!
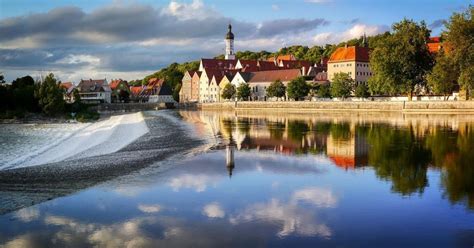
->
[199,101,474,113]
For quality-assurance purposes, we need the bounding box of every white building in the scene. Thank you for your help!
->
[77,79,112,103]
[225,24,235,60]
[327,40,372,85]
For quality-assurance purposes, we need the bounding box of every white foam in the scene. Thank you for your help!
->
[4,112,149,169]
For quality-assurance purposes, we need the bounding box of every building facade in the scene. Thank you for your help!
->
[179,71,194,103]
[225,24,235,60]
[327,45,371,85]
[77,79,112,103]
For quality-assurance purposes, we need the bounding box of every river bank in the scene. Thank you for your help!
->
[198,101,474,113]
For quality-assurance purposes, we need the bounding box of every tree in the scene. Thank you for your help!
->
[427,51,459,99]
[237,83,251,101]
[221,83,236,100]
[317,84,331,98]
[287,77,309,101]
[35,73,65,116]
[368,19,433,99]
[355,83,370,98]
[330,72,354,99]
[266,80,286,99]
[444,6,474,99]
[0,73,5,85]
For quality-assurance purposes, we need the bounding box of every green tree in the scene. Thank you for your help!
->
[444,6,474,99]
[317,84,331,98]
[287,77,309,101]
[237,83,251,101]
[266,80,286,99]
[35,73,65,116]
[0,73,5,85]
[427,51,459,99]
[355,83,370,98]
[221,83,236,100]
[368,19,433,99]
[330,72,354,98]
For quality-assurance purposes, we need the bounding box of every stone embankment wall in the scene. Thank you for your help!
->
[198,101,474,113]
[92,103,172,113]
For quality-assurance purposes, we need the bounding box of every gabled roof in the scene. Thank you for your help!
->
[78,79,110,93]
[248,69,301,83]
[257,61,280,71]
[130,86,144,96]
[147,78,165,89]
[109,79,129,90]
[201,59,238,70]
[60,82,73,89]
[329,46,370,63]
[185,70,196,77]
[236,71,253,82]
[280,60,313,70]
[158,83,173,95]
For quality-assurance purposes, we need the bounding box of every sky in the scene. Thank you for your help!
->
[0,0,470,83]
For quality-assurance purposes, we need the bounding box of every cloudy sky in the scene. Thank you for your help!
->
[0,0,469,83]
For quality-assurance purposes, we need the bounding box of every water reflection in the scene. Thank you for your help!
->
[180,110,474,209]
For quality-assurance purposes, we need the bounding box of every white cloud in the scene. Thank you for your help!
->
[313,23,389,45]
[202,202,225,218]
[162,0,219,21]
[229,198,331,238]
[168,174,219,192]
[291,187,337,207]
[15,207,40,222]
[271,4,280,11]
[138,204,162,213]
[55,54,101,65]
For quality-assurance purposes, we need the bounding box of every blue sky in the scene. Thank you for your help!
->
[0,0,470,82]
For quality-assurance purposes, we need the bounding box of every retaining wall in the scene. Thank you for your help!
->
[198,101,474,113]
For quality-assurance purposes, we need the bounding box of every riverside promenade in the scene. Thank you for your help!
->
[198,101,474,114]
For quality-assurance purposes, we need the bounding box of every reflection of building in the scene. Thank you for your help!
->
[326,126,369,170]
[226,142,235,177]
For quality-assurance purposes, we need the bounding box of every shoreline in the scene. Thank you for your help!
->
[197,101,474,114]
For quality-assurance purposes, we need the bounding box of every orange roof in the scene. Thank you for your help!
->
[109,79,128,90]
[328,155,355,169]
[60,82,73,89]
[267,54,296,62]
[248,69,301,83]
[329,46,369,63]
[428,43,442,53]
[130,86,143,96]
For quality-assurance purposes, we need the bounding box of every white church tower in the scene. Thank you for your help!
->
[225,24,235,60]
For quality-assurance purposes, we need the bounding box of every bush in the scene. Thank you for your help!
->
[76,110,100,122]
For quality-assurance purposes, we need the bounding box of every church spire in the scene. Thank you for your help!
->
[225,23,235,60]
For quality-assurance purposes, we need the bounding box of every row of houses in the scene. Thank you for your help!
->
[180,23,445,103]
[60,78,175,104]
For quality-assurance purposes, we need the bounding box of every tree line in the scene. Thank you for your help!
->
[0,73,98,121]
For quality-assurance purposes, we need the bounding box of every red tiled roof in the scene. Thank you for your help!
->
[248,69,301,83]
[280,60,313,70]
[60,82,73,89]
[429,37,441,43]
[130,86,144,96]
[329,46,370,63]
[78,79,109,93]
[328,155,355,169]
[109,79,129,90]
[201,59,238,70]
[267,54,296,63]
[257,61,279,71]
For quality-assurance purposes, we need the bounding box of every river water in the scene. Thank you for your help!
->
[0,110,474,247]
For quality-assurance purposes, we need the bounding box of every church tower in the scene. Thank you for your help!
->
[225,24,235,60]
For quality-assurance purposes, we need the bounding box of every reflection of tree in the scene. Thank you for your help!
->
[441,127,474,209]
[313,122,332,136]
[237,118,251,135]
[329,123,351,140]
[267,121,285,140]
[287,121,309,142]
[367,125,431,195]
[221,118,234,138]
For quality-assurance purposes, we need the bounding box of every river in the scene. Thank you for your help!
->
[0,110,473,247]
